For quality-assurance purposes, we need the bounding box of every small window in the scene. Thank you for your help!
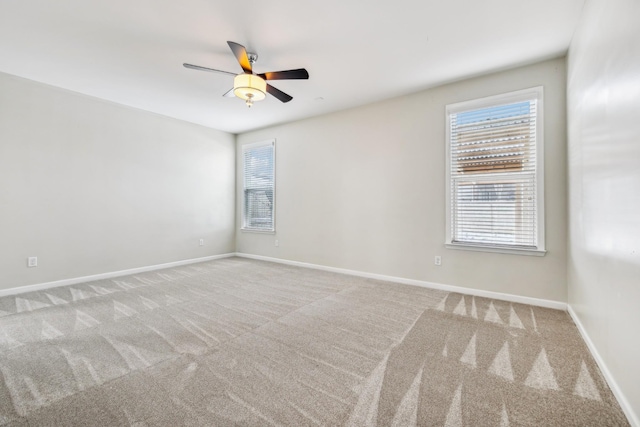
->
[446,88,545,255]
[242,140,275,232]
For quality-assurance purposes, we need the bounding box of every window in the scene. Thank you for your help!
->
[446,87,545,255]
[242,139,275,232]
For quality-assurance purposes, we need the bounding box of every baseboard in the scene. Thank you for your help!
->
[567,305,639,427]
[0,253,236,297]
[4,251,566,310]
[235,253,567,310]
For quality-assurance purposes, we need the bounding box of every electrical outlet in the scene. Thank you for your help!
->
[275,240,279,247]
[435,256,442,266]
[27,257,38,267]
[199,239,204,246]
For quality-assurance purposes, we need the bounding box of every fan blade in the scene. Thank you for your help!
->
[222,88,235,98]
[266,84,293,103]
[258,69,309,81]
[183,63,236,76]
[227,41,252,73]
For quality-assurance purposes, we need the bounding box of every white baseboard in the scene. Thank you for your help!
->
[235,253,567,310]
[567,305,639,427]
[0,253,236,297]
[4,251,566,310]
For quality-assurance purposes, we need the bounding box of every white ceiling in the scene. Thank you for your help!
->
[0,0,584,134]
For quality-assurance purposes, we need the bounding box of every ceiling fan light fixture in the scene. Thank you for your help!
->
[234,74,266,106]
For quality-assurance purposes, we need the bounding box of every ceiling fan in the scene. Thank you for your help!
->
[184,41,309,108]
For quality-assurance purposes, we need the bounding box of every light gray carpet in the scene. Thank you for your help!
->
[0,257,629,426]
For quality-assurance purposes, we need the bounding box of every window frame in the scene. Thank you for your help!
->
[241,139,276,234]
[445,87,546,256]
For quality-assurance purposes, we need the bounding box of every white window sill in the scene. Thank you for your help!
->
[240,228,275,235]
[445,243,546,257]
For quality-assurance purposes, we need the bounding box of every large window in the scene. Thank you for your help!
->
[242,140,275,232]
[446,88,545,255]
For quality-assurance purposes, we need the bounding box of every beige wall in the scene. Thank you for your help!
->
[0,73,236,290]
[237,58,567,302]
[567,0,640,422]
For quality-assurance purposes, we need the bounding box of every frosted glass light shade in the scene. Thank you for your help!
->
[233,74,266,101]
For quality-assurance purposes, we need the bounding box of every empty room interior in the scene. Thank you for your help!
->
[0,0,638,425]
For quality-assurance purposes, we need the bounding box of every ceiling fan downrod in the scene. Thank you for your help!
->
[245,53,258,108]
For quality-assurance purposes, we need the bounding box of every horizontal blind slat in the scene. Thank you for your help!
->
[449,97,539,248]
[243,142,275,231]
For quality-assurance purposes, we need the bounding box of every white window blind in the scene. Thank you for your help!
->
[242,140,275,231]
[446,88,544,253]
